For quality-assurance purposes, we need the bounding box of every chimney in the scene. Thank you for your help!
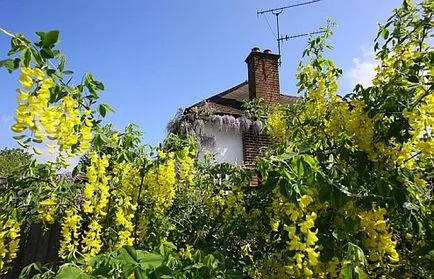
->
[245,48,280,104]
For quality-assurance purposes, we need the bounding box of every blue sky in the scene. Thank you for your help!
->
[1,0,401,148]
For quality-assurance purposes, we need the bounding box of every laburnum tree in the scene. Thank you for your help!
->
[0,0,432,278]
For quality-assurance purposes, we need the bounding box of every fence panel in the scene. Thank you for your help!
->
[2,223,61,279]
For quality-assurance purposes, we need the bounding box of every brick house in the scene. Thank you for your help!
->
[168,47,298,184]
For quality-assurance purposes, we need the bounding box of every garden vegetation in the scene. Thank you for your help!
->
[0,0,433,278]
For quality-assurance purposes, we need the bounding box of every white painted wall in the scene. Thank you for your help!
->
[199,125,243,164]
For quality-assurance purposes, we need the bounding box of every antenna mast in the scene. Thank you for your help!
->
[257,0,324,65]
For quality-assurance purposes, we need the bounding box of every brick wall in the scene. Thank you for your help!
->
[245,48,280,105]
[242,130,271,187]
[243,48,280,186]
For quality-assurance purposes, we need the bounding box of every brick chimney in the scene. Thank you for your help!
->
[245,47,280,104]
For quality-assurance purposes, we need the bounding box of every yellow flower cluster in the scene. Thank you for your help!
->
[11,67,93,156]
[143,151,176,213]
[325,257,340,278]
[208,188,246,220]
[178,147,196,189]
[179,245,193,260]
[367,90,434,171]
[327,100,377,155]
[266,105,287,142]
[359,207,399,267]
[13,68,53,137]
[56,96,92,154]
[81,220,103,261]
[58,152,114,260]
[403,90,434,160]
[297,63,339,126]
[373,44,414,86]
[371,41,433,169]
[58,209,81,259]
[37,193,57,224]
[267,192,321,278]
[81,151,111,260]
[112,162,140,249]
[0,217,20,273]
[82,152,110,215]
[325,95,427,172]
[380,139,416,170]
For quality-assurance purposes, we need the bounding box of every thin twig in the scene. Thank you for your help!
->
[0,27,15,37]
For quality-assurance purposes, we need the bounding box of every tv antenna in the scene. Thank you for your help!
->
[257,0,325,65]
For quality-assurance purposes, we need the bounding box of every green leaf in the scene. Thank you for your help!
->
[297,138,314,154]
[55,265,92,279]
[92,133,107,148]
[40,48,55,59]
[98,104,114,117]
[133,269,147,279]
[381,28,389,40]
[302,154,316,169]
[31,48,43,65]
[279,179,293,201]
[98,104,107,117]
[93,80,105,90]
[153,265,173,278]
[43,30,59,48]
[291,157,304,177]
[8,34,30,55]
[33,147,43,155]
[12,135,26,140]
[35,31,46,40]
[116,247,138,266]
[259,171,280,196]
[59,55,66,72]
[137,251,164,269]
[277,151,297,161]
[0,58,20,73]
[203,254,218,269]
[20,48,31,67]
[340,264,352,279]
[17,140,29,148]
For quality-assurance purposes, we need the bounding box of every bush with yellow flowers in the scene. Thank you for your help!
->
[0,1,433,278]
[252,1,433,278]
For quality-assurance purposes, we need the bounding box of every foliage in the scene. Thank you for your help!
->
[0,148,33,177]
[0,0,433,278]
[260,2,434,277]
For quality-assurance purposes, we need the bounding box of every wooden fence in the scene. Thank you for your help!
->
[2,223,61,279]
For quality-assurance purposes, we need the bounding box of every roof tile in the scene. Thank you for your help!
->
[188,81,299,116]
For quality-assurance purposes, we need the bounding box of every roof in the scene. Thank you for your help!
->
[188,81,300,116]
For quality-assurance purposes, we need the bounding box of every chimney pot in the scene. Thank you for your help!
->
[252,47,260,52]
[263,49,272,54]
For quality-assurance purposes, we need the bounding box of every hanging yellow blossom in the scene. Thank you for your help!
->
[112,162,140,249]
[143,151,177,213]
[58,209,81,259]
[266,105,287,142]
[359,207,399,267]
[0,217,20,273]
[38,193,57,224]
[12,67,94,157]
[80,151,111,260]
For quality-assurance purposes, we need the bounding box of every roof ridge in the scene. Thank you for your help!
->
[208,81,248,101]
[188,81,248,109]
